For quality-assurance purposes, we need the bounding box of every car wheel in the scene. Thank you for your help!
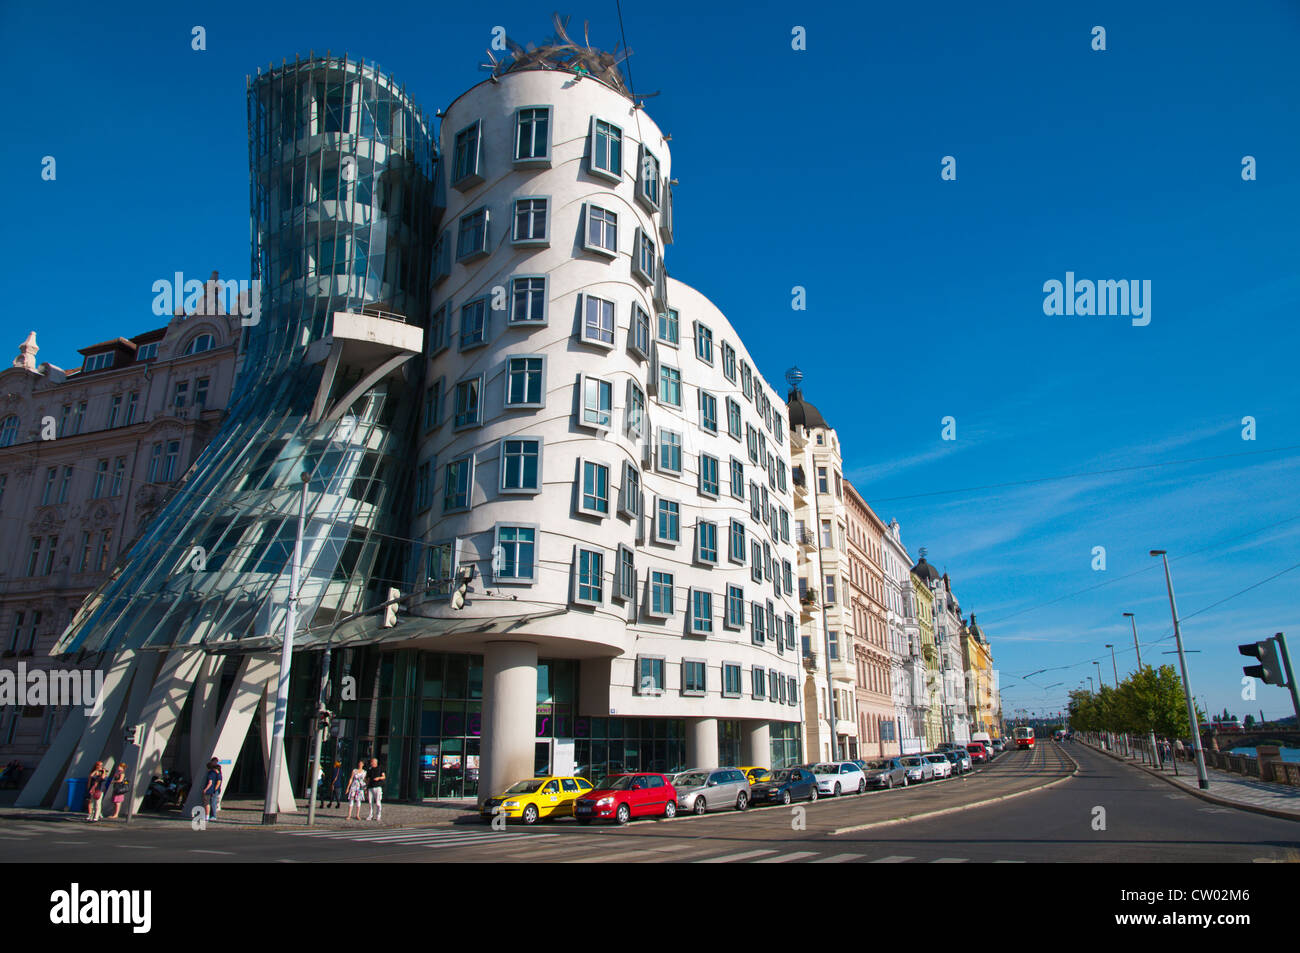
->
[616,803,631,825]
[857,779,866,794]
[663,800,677,819]
[522,804,539,825]
[834,782,841,797]
[735,792,749,811]
[693,797,708,816]
[781,790,792,805]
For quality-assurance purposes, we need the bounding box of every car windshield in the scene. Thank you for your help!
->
[812,763,837,773]
[901,757,921,766]
[504,780,545,794]
[675,772,708,787]
[595,776,633,791]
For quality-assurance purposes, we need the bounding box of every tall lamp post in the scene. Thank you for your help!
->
[1150,550,1209,790]
[264,471,311,824]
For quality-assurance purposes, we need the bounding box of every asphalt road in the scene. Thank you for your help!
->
[3,742,1297,863]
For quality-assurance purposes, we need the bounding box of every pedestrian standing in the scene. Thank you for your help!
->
[201,757,223,821]
[345,760,367,820]
[365,757,385,822]
[85,761,107,822]
[107,764,130,819]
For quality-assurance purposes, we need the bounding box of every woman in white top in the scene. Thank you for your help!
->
[345,760,368,820]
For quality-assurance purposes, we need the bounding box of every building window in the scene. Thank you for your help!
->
[633,228,656,284]
[618,463,641,519]
[630,304,651,358]
[695,323,714,364]
[699,453,719,498]
[443,456,474,512]
[699,390,718,434]
[637,143,661,210]
[429,303,449,354]
[451,120,483,188]
[725,586,745,629]
[728,519,746,564]
[590,119,623,180]
[494,525,537,583]
[579,374,613,430]
[649,570,674,618]
[506,356,544,408]
[578,460,610,517]
[723,663,742,697]
[726,398,742,440]
[616,544,636,603]
[635,655,664,695]
[453,376,482,429]
[575,548,605,606]
[584,204,618,256]
[459,297,488,350]
[456,207,490,261]
[697,520,719,564]
[514,106,550,162]
[500,438,541,493]
[657,308,679,346]
[654,498,680,544]
[752,667,766,700]
[580,294,615,347]
[682,657,707,691]
[512,197,549,244]
[656,429,682,475]
[510,276,547,325]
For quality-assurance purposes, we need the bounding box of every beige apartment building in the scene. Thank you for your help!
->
[845,481,898,758]
[0,275,240,770]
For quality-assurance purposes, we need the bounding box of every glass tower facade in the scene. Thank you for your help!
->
[53,57,439,658]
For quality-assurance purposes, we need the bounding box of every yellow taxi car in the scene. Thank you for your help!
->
[480,776,594,825]
[738,766,771,787]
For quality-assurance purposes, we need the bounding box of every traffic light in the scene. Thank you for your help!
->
[381,587,400,628]
[1239,636,1287,687]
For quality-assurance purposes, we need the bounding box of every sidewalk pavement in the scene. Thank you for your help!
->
[1085,740,1300,822]
[0,792,481,831]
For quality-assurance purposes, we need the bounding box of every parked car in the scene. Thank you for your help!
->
[750,767,820,805]
[966,742,989,763]
[738,765,772,787]
[859,758,909,789]
[673,768,752,814]
[941,749,970,774]
[574,773,677,824]
[923,753,953,779]
[809,761,867,796]
[479,775,594,824]
[899,755,934,783]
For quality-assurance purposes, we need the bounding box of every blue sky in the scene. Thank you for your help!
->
[5,1,1298,722]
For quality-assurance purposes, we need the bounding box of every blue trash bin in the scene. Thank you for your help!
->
[66,776,88,811]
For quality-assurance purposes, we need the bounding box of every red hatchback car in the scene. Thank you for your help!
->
[573,773,678,824]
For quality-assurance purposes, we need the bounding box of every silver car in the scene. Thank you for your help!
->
[899,755,935,783]
[673,767,752,814]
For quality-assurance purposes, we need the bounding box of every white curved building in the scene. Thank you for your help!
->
[413,67,804,800]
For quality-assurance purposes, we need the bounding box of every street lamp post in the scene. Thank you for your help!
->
[264,471,310,824]
[1150,550,1209,790]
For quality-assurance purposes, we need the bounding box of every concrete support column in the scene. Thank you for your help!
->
[685,717,718,768]
[478,641,537,807]
[742,720,771,769]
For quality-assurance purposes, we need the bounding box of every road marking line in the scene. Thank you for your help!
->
[870,855,914,863]
[755,851,817,863]
[694,849,777,863]
[932,857,969,863]
[810,853,863,863]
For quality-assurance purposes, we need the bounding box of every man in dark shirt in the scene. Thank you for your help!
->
[365,758,385,821]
